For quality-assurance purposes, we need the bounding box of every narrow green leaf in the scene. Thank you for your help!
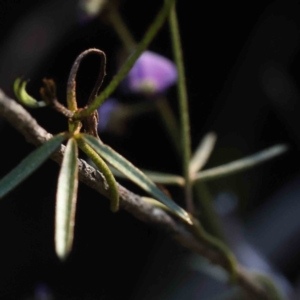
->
[76,135,119,212]
[193,144,288,183]
[13,78,46,108]
[13,78,22,100]
[110,166,185,186]
[190,217,238,283]
[81,134,192,224]
[55,138,78,260]
[0,134,67,198]
[141,197,173,214]
[189,132,217,176]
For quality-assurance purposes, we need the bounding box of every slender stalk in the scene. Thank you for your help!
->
[155,97,181,155]
[168,3,193,214]
[189,216,237,282]
[0,89,276,300]
[104,0,223,237]
[194,183,225,240]
[106,2,136,52]
[74,0,176,119]
[105,5,181,155]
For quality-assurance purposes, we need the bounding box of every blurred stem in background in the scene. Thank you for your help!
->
[106,1,136,52]
[75,0,177,118]
[92,4,288,297]
[168,2,193,214]
[105,0,225,241]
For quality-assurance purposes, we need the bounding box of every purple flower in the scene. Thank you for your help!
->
[97,98,119,132]
[34,283,53,300]
[126,51,177,96]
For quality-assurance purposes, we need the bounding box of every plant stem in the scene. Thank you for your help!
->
[0,89,275,299]
[194,183,225,240]
[74,0,176,120]
[106,2,136,52]
[98,0,223,239]
[105,0,223,237]
[168,3,193,214]
[189,216,237,282]
[154,96,181,155]
[105,4,182,156]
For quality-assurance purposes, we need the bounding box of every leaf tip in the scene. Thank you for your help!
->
[55,245,70,261]
[55,233,72,261]
[184,212,193,225]
[177,208,193,225]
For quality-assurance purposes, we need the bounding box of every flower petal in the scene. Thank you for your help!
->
[126,51,177,96]
[97,98,119,132]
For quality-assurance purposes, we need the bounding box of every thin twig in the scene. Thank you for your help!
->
[0,90,275,300]
[40,78,74,118]
[106,2,136,53]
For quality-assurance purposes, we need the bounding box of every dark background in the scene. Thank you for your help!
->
[0,0,300,299]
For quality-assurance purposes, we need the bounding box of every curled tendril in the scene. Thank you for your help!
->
[66,48,107,112]
[13,78,47,108]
